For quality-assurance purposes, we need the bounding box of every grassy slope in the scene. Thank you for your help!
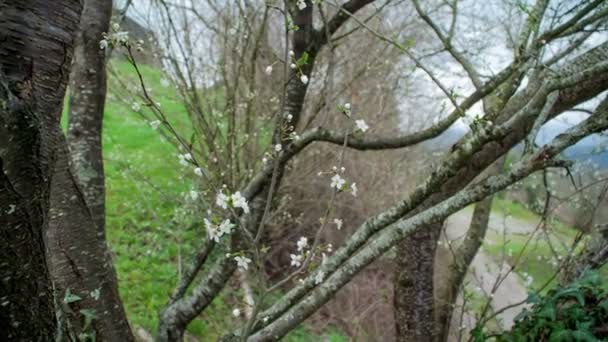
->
[485,196,605,292]
[69,60,344,340]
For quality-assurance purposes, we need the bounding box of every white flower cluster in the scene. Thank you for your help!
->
[149,120,161,130]
[234,255,252,271]
[340,103,352,117]
[205,218,235,242]
[287,50,309,84]
[329,167,358,196]
[297,0,307,10]
[265,65,273,75]
[178,153,193,166]
[216,191,250,214]
[355,119,369,133]
[290,236,309,268]
[99,23,130,50]
[333,218,343,230]
[330,174,346,190]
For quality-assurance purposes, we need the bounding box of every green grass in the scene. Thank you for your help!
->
[103,60,203,335]
[484,195,606,293]
[492,197,539,222]
[64,60,345,340]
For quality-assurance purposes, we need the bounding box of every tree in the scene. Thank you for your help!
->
[1,0,134,340]
[24,0,606,340]
[49,0,135,339]
[0,0,82,339]
[100,1,608,341]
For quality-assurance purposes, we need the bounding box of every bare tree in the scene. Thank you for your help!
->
[92,0,608,340]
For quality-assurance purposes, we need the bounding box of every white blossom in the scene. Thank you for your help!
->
[234,256,252,271]
[290,253,303,267]
[334,218,343,230]
[189,190,199,201]
[179,153,193,166]
[274,144,282,152]
[297,0,307,10]
[344,103,351,110]
[149,120,161,130]
[232,308,241,317]
[194,167,203,177]
[330,174,346,190]
[205,219,221,242]
[350,182,358,196]
[205,218,234,242]
[300,74,309,84]
[131,102,141,112]
[216,192,229,209]
[232,191,250,213]
[99,39,108,50]
[265,65,273,75]
[289,50,295,57]
[355,119,369,132]
[219,219,235,235]
[297,237,308,252]
[114,31,129,44]
[290,63,297,69]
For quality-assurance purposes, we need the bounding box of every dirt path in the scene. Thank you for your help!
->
[445,209,537,330]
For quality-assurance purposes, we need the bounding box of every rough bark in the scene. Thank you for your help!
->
[47,0,134,339]
[67,0,112,234]
[0,89,59,341]
[48,137,134,340]
[394,223,442,341]
[0,0,83,339]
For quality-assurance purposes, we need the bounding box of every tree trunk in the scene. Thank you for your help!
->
[0,92,60,341]
[0,0,83,339]
[67,0,112,234]
[394,224,442,341]
[49,0,134,339]
[48,137,134,340]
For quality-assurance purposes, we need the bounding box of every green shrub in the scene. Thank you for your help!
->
[473,271,608,341]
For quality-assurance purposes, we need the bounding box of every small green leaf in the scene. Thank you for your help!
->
[63,289,82,304]
[296,52,309,67]
[572,329,599,342]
